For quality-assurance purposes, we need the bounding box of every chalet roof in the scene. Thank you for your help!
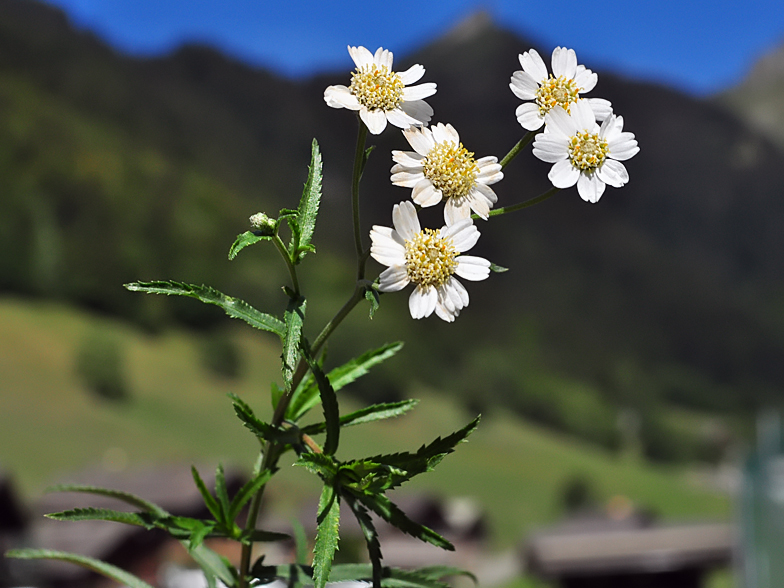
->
[525,517,735,579]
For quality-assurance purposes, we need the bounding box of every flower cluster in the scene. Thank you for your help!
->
[324,45,639,321]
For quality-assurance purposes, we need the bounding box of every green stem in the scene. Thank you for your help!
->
[484,186,561,218]
[352,120,369,279]
[499,130,538,169]
[272,234,300,296]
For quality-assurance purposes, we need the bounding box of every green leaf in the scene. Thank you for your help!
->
[5,549,155,588]
[45,483,169,517]
[45,507,156,529]
[292,519,309,565]
[489,263,508,273]
[292,139,323,263]
[365,287,380,318]
[282,295,306,390]
[327,564,473,588]
[188,543,238,587]
[214,464,231,524]
[228,468,273,523]
[229,231,273,260]
[312,483,340,588]
[355,494,453,551]
[295,453,339,480]
[301,339,339,456]
[344,494,382,588]
[289,342,403,422]
[230,393,278,442]
[124,281,285,338]
[301,400,419,436]
[241,529,292,544]
[414,566,478,585]
[192,466,223,523]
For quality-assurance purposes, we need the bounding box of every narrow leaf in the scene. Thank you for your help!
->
[356,494,453,551]
[242,529,292,543]
[292,519,309,565]
[289,342,403,422]
[229,231,273,260]
[124,281,285,338]
[45,484,168,517]
[489,263,508,273]
[214,464,231,525]
[301,339,339,456]
[295,453,339,479]
[228,469,273,522]
[188,543,237,587]
[301,400,419,436]
[192,466,223,523]
[45,508,156,529]
[365,287,380,318]
[282,295,306,390]
[6,549,155,588]
[344,494,383,588]
[230,393,278,442]
[294,139,323,262]
[313,484,340,588]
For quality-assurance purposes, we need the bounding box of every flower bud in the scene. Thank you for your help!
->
[249,212,276,236]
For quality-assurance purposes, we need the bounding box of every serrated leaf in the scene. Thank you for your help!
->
[489,263,508,273]
[300,339,339,456]
[355,494,453,551]
[282,295,306,390]
[230,393,277,442]
[289,342,403,422]
[214,464,230,525]
[5,549,155,588]
[301,400,418,436]
[228,469,273,523]
[124,281,285,338]
[192,466,223,523]
[229,231,273,260]
[344,494,382,588]
[45,484,169,517]
[313,483,340,588]
[45,507,156,529]
[293,139,323,263]
[295,452,339,480]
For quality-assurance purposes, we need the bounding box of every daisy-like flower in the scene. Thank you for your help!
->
[532,100,639,203]
[324,46,436,135]
[510,47,612,131]
[370,201,491,322]
[390,123,503,224]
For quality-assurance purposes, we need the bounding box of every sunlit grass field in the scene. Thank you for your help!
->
[0,296,731,555]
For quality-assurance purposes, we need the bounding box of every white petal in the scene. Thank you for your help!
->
[516,102,545,131]
[398,64,425,85]
[510,70,539,100]
[447,276,470,307]
[349,46,373,69]
[596,159,629,187]
[392,150,424,167]
[443,219,480,253]
[392,201,420,241]
[391,170,425,188]
[409,286,437,319]
[474,181,498,205]
[403,126,435,156]
[432,122,459,144]
[399,99,433,126]
[444,199,470,225]
[549,159,580,188]
[544,106,577,138]
[588,98,613,122]
[324,85,360,110]
[455,256,491,281]
[577,172,606,203]
[533,135,568,163]
[402,82,437,101]
[378,265,410,292]
[520,49,548,82]
[552,47,577,79]
[360,108,388,134]
[386,107,421,129]
[369,226,406,266]
[609,137,639,161]
[574,66,597,92]
[369,225,405,249]
[571,99,596,131]
[412,179,442,207]
[434,300,456,322]
[374,47,393,69]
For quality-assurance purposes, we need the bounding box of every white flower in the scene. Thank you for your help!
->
[369,201,491,322]
[510,47,613,131]
[324,46,436,134]
[532,100,639,203]
[390,123,503,224]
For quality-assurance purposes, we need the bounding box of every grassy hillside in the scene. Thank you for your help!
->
[0,297,730,549]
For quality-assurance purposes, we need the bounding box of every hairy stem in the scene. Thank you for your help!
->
[352,120,369,279]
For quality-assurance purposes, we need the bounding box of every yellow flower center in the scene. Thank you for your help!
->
[404,229,458,289]
[568,132,609,170]
[422,141,479,201]
[349,64,404,111]
[535,75,580,116]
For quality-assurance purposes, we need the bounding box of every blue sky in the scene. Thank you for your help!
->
[43,0,784,96]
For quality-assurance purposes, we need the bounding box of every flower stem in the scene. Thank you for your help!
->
[485,186,561,218]
[352,119,369,279]
[499,130,538,169]
[273,234,300,296]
